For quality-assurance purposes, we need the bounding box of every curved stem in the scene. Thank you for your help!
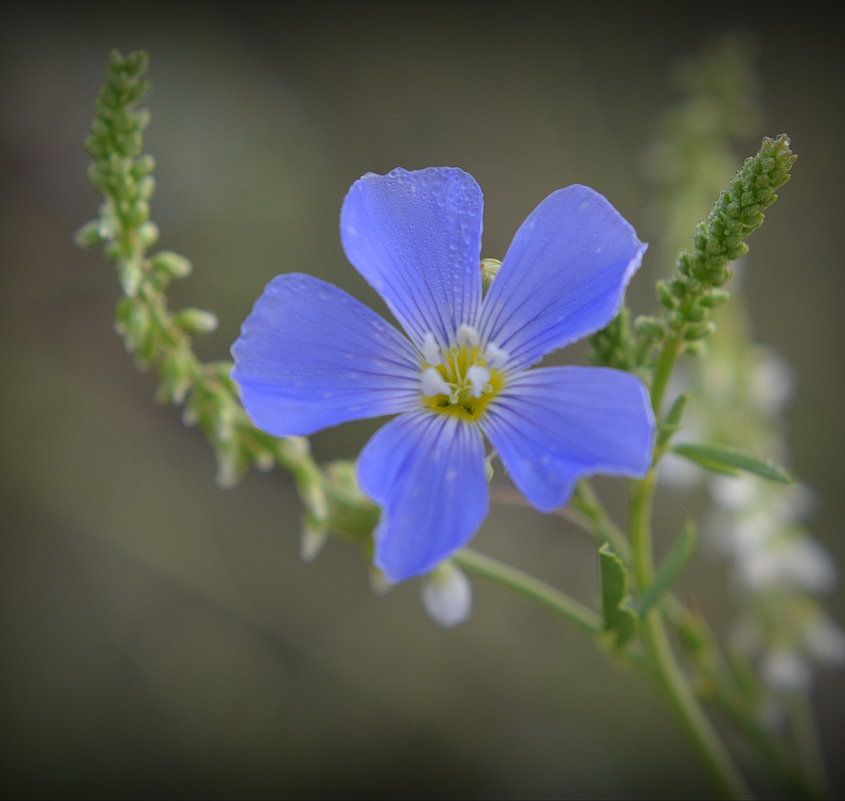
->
[453,548,602,635]
[490,483,631,561]
[629,471,753,799]
[572,479,631,561]
[490,485,595,533]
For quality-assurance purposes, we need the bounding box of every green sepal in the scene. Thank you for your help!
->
[599,544,638,648]
[635,520,697,618]
[672,442,794,484]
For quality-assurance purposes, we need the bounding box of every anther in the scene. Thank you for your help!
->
[421,332,441,365]
[467,365,491,398]
[421,367,451,397]
[483,342,508,368]
[456,324,481,348]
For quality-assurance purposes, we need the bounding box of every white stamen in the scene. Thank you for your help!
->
[421,367,451,396]
[456,324,481,348]
[483,342,509,368]
[421,332,441,365]
[467,365,491,398]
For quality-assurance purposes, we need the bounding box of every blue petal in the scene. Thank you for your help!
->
[231,274,421,436]
[482,367,654,511]
[358,412,488,582]
[478,185,647,371]
[341,167,484,348]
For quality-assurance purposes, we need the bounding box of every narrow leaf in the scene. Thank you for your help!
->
[657,392,689,448]
[636,520,698,618]
[599,544,638,647]
[673,442,794,484]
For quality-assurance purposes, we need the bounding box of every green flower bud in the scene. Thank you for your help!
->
[300,515,330,562]
[683,320,716,340]
[131,154,156,179]
[175,308,219,334]
[152,250,192,279]
[158,353,192,404]
[74,220,106,248]
[699,289,730,308]
[253,448,275,472]
[136,175,156,201]
[634,316,665,338]
[683,340,708,358]
[127,199,150,227]
[656,280,677,309]
[215,443,245,489]
[134,108,151,131]
[480,258,502,291]
[120,302,151,352]
[137,221,159,248]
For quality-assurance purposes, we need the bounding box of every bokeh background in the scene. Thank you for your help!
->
[2,2,843,798]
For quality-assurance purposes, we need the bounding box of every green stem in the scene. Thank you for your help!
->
[649,333,683,416]
[491,483,630,561]
[629,470,752,800]
[453,548,602,635]
[572,480,631,561]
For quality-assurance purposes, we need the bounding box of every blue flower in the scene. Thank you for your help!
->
[232,167,654,582]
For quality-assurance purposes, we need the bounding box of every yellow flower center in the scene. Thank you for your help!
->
[419,327,507,421]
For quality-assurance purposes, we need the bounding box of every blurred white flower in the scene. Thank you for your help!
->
[804,613,845,666]
[750,347,794,417]
[736,534,836,593]
[762,649,811,691]
[710,473,759,510]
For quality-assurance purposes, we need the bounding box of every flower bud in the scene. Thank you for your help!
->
[300,516,330,563]
[131,154,156,179]
[480,258,501,291]
[136,175,156,201]
[176,308,218,334]
[137,221,159,248]
[634,316,665,338]
[152,250,192,279]
[421,562,472,627]
[74,220,106,248]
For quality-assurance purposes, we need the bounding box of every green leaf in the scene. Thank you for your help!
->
[672,442,794,484]
[636,520,698,618]
[656,392,689,449]
[599,544,638,648]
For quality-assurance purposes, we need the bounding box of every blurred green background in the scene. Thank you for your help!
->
[1,2,843,798]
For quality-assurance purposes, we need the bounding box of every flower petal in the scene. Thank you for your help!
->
[483,367,654,511]
[231,273,420,436]
[478,185,647,370]
[340,167,484,348]
[358,412,488,582]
